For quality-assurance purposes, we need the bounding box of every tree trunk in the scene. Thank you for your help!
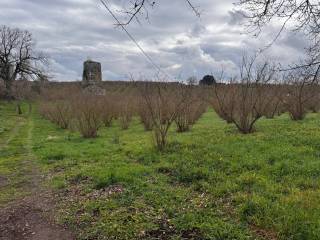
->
[28,103,32,114]
[4,78,13,99]
[16,102,22,115]
[3,65,16,100]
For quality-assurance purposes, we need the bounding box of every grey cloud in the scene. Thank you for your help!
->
[0,0,309,81]
[228,10,246,26]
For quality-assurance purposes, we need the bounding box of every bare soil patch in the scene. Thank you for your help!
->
[0,191,75,240]
[143,218,205,240]
[250,224,278,240]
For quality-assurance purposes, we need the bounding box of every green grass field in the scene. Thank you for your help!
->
[0,102,35,205]
[1,101,320,239]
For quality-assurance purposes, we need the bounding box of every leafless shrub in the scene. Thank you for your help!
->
[175,89,206,132]
[259,85,283,119]
[138,99,153,131]
[117,95,134,130]
[189,101,207,125]
[139,82,190,150]
[175,107,191,132]
[100,95,117,127]
[210,84,235,124]
[212,57,278,134]
[281,67,320,120]
[308,87,320,113]
[39,100,71,129]
[71,94,103,138]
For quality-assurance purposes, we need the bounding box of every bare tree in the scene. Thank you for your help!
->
[237,0,320,68]
[0,25,47,99]
[237,0,319,38]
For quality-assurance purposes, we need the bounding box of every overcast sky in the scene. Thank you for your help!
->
[0,0,308,81]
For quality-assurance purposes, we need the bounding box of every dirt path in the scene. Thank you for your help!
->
[0,116,75,240]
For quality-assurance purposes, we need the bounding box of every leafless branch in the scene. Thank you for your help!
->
[109,0,201,26]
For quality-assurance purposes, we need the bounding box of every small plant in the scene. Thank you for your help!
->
[111,134,120,144]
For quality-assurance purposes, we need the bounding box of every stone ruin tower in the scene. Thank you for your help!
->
[82,59,102,85]
[82,59,105,95]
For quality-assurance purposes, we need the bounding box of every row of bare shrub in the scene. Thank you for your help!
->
[281,67,320,120]
[39,86,135,138]
[39,94,103,137]
[39,83,207,146]
[38,61,320,149]
[209,57,320,133]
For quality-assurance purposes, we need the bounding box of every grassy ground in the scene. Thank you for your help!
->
[0,102,35,206]
[1,101,320,239]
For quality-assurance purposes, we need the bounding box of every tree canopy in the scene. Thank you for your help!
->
[199,75,216,86]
